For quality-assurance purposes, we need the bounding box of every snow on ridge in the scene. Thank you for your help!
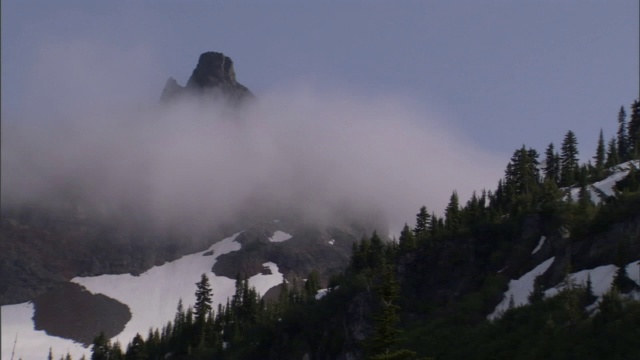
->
[545,260,640,299]
[567,160,638,203]
[1,232,250,360]
[248,262,284,297]
[71,232,245,348]
[269,230,292,243]
[488,259,640,321]
[488,257,555,320]
[531,236,546,255]
[315,288,329,300]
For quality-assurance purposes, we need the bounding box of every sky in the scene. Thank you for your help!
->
[3,1,638,155]
[1,1,639,230]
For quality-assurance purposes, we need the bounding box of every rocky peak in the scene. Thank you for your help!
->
[161,51,253,103]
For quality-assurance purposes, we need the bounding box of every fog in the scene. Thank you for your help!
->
[1,43,506,235]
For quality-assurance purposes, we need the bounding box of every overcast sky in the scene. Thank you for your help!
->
[3,1,639,158]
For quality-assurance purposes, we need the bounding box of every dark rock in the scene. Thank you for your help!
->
[32,282,131,346]
[161,51,253,104]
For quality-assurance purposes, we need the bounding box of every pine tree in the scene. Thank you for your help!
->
[366,265,418,360]
[560,130,579,186]
[544,143,560,184]
[125,334,147,360]
[617,106,629,161]
[605,137,620,168]
[593,129,606,179]
[528,275,545,304]
[444,191,460,232]
[629,100,640,158]
[413,206,430,238]
[304,270,320,301]
[398,223,416,253]
[194,274,213,323]
[91,332,110,360]
[48,348,53,360]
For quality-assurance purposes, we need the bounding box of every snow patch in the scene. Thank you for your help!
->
[531,236,546,255]
[2,232,255,360]
[328,239,335,245]
[248,262,284,296]
[269,230,292,243]
[567,160,639,203]
[315,288,329,300]
[488,257,555,320]
[545,260,640,299]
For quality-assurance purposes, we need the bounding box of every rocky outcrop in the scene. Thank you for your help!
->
[160,52,253,103]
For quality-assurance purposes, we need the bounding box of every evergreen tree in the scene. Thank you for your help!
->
[544,143,560,184]
[48,348,53,360]
[91,332,110,360]
[304,270,321,301]
[194,274,213,324]
[125,334,147,360]
[444,191,460,232]
[629,99,640,158]
[413,206,430,238]
[528,275,545,304]
[398,223,417,253]
[605,137,620,168]
[593,129,606,179]
[617,106,629,161]
[560,130,579,186]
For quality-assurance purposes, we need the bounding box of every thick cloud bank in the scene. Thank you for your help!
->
[2,43,505,234]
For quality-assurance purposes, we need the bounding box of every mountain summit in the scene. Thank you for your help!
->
[161,51,253,103]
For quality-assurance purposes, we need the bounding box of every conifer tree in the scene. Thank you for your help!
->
[91,332,110,360]
[560,130,579,186]
[617,106,629,161]
[593,129,606,179]
[413,206,430,238]
[194,274,213,324]
[125,334,147,360]
[445,191,460,232]
[628,99,640,158]
[605,137,620,168]
[528,275,545,304]
[544,143,560,184]
[398,224,416,253]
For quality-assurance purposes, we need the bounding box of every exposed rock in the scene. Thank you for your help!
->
[161,51,253,104]
[32,282,131,346]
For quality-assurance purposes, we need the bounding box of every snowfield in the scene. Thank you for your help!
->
[488,257,556,320]
[568,160,639,203]
[1,231,285,360]
[269,230,292,243]
[489,259,640,321]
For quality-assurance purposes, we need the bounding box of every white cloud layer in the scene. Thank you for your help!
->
[1,42,506,235]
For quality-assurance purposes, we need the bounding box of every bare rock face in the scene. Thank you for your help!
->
[161,51,253,103]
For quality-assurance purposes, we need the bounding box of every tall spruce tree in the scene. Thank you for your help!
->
[606,137,620,168]
[444,191,460,232]
[617,106,629,161]
[399,223,417,253]
[593,129,606,179]
[628,99,640,158]
[194,274,213,325]
[544,143,560,184]
[413,206,430,238]
[560,130,579,186]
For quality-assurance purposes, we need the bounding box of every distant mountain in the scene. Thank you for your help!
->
[160,51,253,103]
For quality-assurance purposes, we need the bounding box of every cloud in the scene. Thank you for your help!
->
[1,42,505,236]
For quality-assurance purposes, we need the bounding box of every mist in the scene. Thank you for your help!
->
[1,43,506,236]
